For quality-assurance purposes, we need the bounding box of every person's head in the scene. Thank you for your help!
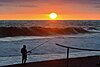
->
[23,45,26,48]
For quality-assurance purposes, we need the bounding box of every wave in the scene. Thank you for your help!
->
[0,27,89,38]
[0,36,55,41]
[83,27,100,33]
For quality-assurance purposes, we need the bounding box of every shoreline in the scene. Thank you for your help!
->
[2,55,100,67]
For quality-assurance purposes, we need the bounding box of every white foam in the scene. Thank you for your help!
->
[0,36,55,41]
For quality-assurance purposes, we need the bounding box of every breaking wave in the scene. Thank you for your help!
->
[0,27,89,38]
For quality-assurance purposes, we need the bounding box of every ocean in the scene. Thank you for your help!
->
[0,20,100,66]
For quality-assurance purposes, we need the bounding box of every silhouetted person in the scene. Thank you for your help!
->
[21,45,31,64]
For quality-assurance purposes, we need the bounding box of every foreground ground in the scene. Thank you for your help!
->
[2,56,100,67]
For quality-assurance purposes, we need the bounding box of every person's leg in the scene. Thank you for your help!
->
[24,59,26,63]
[22,58,24,64]
[24,55,27,64]
[22,55,25,64]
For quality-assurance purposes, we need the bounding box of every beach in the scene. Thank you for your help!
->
[3,56,100,67]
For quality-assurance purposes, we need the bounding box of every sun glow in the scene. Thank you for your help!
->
[50,13,57,20]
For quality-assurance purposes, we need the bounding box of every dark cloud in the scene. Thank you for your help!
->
[0,4,37,8]
[0,4,4,6]
[87,0,100,4]
[88,0,100,8]
[0,0,100,8]
[0,0,37,3]
[95,6,100,8]
[0,0,100,5]
[60,0,100,8]
[59,0,100,4]
[17,5,37,8]
[0,0,100,4]
[0,0,37,8]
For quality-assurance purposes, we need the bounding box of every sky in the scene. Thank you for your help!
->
[0,0,100,20]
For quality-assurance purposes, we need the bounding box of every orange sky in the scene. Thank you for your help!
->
[0,0,100,20]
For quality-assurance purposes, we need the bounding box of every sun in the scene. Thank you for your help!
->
[50,13,57,20]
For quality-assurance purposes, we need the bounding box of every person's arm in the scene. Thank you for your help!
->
[27,50,31,53]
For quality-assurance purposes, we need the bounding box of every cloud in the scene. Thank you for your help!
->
[0,4,37,8]
[0,0,100,4]
[0,0,37,3]
[95,6,100,8]
[0,0,37,8]
[59,0,100,9]
[87,0,100,8]
[18,5,37,8]
[0,0,100,9]
[0,4,4,6]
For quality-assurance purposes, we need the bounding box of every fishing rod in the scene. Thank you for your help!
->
[27,40,51,63]
[29,39,52,53]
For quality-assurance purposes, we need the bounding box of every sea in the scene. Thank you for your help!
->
[0,20,100,66]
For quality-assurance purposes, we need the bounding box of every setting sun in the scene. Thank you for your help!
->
[50,13,57,20]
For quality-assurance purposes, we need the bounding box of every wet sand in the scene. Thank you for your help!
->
[2,56,100,67]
